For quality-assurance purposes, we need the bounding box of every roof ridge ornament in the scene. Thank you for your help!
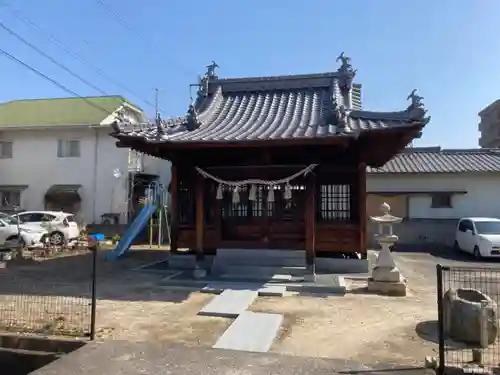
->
[196,60,220,100]
[336,52,357,91]
[206,60,219,80]
[155,113,164,135]
[110,108,131,133]
[185,102,201,131]
[328,97,350,134]
[406,89,429,121]
[335,104,349,134]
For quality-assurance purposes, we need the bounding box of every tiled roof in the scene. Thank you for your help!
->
[369,148,500,173]
[0,95,141,127]
[111,58,429,144]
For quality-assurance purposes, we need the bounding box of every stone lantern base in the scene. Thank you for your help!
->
[367,276,407,297]
[367,243,407,296]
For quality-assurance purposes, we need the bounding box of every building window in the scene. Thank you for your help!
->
[317,184,351,221]
[0,190,21,207]
[57,140,80,158]
[431,193,452,208]
[0,141,13,159]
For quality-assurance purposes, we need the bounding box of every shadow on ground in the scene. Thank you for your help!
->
[338,367,432,375]
[0,249,192,303]
[415,320,439,344]
[338,366,433,375]
[415,320,473,351]
[393,244,500,264]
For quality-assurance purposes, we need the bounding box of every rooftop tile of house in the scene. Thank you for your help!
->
[370,147,500,174]
[0,95,141,126]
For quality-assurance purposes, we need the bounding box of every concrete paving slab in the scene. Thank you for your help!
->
[213,265,305,277]
[257,285,287,296]
[213,311,283,353]
[286,275,346,295]
[198,289,258,318]
[31,340,391,375]
[201,283,286,297]
[212,249,306,271]
[220,271,293,282]
[167,254,197,269]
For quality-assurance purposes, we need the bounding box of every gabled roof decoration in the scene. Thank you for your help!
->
[110,53,430,144]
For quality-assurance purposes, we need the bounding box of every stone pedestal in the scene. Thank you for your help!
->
[304,264,316,282]
[193,262,208,279]
[367,249,407,296]
[368,203,407,297]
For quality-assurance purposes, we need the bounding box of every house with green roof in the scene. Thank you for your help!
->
[0,95,167,225]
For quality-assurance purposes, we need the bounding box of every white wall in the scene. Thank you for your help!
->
[142,155,171,189]
[367,173,500,219]
[0,126,129,224]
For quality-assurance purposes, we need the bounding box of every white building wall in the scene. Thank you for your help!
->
[0,126,129,224]
[367,173,500,219]
[142,155,172,190]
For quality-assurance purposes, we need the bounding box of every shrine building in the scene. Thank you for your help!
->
[110,53,430,273]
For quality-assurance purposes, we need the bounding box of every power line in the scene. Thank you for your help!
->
[0,2,164,114]
[0,47,116,117]
[93,0,195,78]
[0,20,109,96]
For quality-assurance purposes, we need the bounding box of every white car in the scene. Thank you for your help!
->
[454,217,500,258]
[12,211,80,246]
[0,213,48,248]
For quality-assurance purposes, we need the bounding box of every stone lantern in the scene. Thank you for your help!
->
[367,202,407,296]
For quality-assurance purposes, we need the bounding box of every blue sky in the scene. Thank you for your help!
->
[0,0,498,148]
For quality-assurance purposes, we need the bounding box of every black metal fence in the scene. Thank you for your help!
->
[437,264,500,374]
[0,248,97,340]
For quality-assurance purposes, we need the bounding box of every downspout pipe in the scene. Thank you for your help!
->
[91,125,99,224]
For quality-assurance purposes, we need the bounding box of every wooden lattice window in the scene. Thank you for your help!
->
[178,179,195,225]
[277,185,305,221]
[247,186,266,217]
[318,184,351,221]
[222,186,249,218]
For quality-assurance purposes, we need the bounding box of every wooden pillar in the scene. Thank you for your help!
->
[358,163,367,259]
[170,164,178,253]
[214,184,222,244]
[305,174,316,274]
[195,172,205,262]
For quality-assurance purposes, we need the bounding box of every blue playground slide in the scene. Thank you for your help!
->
[104,204,157,261]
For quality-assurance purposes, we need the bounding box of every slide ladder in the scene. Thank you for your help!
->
[104,181,164,261]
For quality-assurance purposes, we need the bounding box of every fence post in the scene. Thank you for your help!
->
[436,264,445,375]
[480,300,489,349]
[89,246,97,340]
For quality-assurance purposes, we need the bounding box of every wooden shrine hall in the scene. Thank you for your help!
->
[111,53,430,273]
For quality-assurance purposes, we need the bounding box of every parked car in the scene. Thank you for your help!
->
[11,211,80,246]
[0,213,48,248]
[454,217,500,258]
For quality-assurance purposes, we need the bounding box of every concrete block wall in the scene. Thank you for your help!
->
[367,219,458,248]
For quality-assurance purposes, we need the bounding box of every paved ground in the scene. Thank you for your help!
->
[393,245,500,296]
[32,340,436,375]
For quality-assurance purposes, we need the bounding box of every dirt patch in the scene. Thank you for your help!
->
[250,293,438,366]
[96,291,232,346]
[0,249,231,347]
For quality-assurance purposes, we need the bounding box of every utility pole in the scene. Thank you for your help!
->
[154,88,160,120]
